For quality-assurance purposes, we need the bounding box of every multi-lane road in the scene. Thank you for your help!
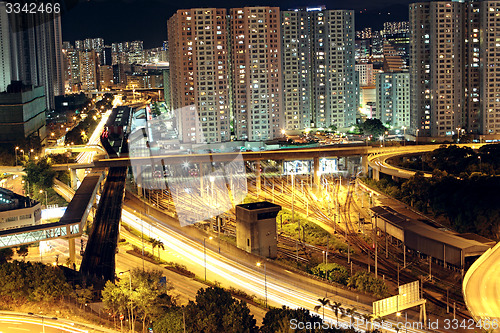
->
[122,193,433,333]
[0,312,117,333]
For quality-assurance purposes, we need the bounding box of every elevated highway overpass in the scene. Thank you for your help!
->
[45,144,107,155]
[0,170,104,267]
[368,143,487,180]
[463,241,500,332]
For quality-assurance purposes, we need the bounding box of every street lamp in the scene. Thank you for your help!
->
[15,146,19,166]
[27,313,57,333]
[402,127,406,146]
[39,189,48,208]
[256,261,268,308]
[416,129,419,145]
[119,270,133,333]
[379,135,384,148]
[204,236,212,281]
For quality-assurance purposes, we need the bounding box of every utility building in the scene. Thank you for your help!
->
[236,202,280,258]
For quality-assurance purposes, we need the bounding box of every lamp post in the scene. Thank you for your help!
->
[39,189,48,208]
[416,129,419,145]
[15,146,19,166]
[119,270,133,333]
[257,261,268,308]
[402,127,406,146]
[204,236,212,281]
[478,156,482,172]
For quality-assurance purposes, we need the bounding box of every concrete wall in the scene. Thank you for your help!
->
[235,202,280,258]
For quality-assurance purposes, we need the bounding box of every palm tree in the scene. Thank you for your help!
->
[314,297,330,321]
[345,307,357,328]
[149,237,156,253]
[360,313,373,331]
[150,238,164,260]
[329,301,343,325]
[372,315,383,331]
[155,239,164,259]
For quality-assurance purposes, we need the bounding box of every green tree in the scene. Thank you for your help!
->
[102,280,130,326]
[74,283,94,308]
[261,306,323,333]
[359,313,374,331]
[344,307,357,328]
[0,261,71,302]
[151,238,165,260]
[102,269,174,333]
[184,286,257,333]
[16,245,28,261]
[360,119,387,138]
[400,172,430,211]
[314,297,330,321]
[154,308,184,332]
[329,301,344,325]
[347,271,389,297]
[310,263,349,285]
[0,248,14,264]
[23,157,56,196]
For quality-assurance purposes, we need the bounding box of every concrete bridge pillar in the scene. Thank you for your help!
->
[68,238,76,265]
[361,155,368,176]
[373,168,380,181]
[255,161,261,193]
[70,169,78,190]
[313,157,320,188]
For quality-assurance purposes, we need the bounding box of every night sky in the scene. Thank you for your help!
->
[61,0,411,48]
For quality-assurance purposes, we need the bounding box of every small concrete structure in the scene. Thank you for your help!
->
[236,201,280,258]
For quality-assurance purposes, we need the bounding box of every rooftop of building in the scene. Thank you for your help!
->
[370,205,494,251]
[237,201,281,211]
[0,187,38,212]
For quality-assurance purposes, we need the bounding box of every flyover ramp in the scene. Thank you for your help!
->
[45,144,106,155]
[368,144,487,180]
[463,241,500,332]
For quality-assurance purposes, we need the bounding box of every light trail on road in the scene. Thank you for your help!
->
[463,241,500,333]
[121,207,427,333]
[0,315,91,333]
[76,110,111,164]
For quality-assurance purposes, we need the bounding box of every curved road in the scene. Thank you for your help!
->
[367,143,486,179]
[463,241,500,332]
[366,143,500,328]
